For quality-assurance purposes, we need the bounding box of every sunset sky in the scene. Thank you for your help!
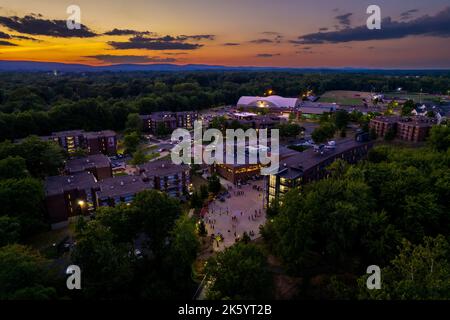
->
[0,0,450,68]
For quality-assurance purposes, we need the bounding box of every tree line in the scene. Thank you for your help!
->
[1,72,450,140]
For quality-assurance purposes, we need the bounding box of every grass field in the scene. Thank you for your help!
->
[319,90,372,106]
[383,92,441,102]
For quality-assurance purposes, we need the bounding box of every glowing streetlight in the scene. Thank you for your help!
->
[78,200,85,207]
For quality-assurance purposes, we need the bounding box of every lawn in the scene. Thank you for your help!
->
[319,90,371,106]
[319,96,363,105]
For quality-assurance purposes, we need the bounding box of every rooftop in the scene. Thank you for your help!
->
[84,130,116,138]
[275,139,371,179]
[96,175,150,199]
[237,95,299,109]
[137,159,189,176]
[45,171,97,196]
[51,130,85,137]
[65,154,111,173]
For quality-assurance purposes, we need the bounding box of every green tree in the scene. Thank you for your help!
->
[205,243,272,299]
[334,110,349,131]
[125,112,143,134]
[164,215,199,287]
[72,220,134,299]
[199,184,209,200]
[190,191,203,209]
[0,178,46,238]
[12,136,65,178]
[0,245,57,300]
[277,123,303,138]
[132,190,181,256]
[428,125,450,152]
[359,235,450,300]
[312,123,336,144]
[124,132,141,154]
[401,99,415,116]
[208,174,221,194]
[0,156,29,179]
[0,216,21,246]
[130,148,148,165]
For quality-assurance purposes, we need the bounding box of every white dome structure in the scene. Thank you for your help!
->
[237,95,300,109]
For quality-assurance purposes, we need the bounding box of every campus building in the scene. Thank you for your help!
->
[266,138,373,206]
[84,130,117,156]
[229,112,287,129]
[140,111,198,133]
[95,175,152,207]
[396,117,436,142]
[210,145,298,184]
[64,154,113,181]
[45,130,85,154]
[44,172,98,229]
[297,101,337,118]
[369,116,436,142]
[137,159,191,198]
[237,95,300,112]
[43,130,117,156]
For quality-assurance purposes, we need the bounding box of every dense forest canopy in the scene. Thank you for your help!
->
[1,71,450,140]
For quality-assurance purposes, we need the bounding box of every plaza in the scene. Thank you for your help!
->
[203,178,267,251]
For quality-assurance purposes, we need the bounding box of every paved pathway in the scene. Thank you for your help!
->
[203,179,266,251]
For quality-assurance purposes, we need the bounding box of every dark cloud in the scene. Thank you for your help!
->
[250,38,273,44]
[12,34,41,41]
[108,35,203,50]
[223,42,240,46]
[104,28,153,36]
[400,9,419,20]
[335,13,353,28]
[164,52,188,55]
[256,53,281,58]
[255,32,283,43]
[0,30,11,39]
[0,14,97,37]
[296,7,450,44]
[85,54,176,64]
[0,40,17,46]
[179,34,215,41]
[319,27,329,32]
[289,39,323,45]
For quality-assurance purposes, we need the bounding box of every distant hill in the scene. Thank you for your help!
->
[0,60,448,75]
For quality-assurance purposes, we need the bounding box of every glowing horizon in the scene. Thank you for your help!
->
[1,0,450,68]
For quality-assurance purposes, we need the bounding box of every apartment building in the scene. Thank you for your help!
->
[140,111,198,133]
[43,130,117,155]
[84,130,117,155]
[368,116,400,138]
[396,117,436,142]
[64,154,113,180]
[369,116,436,142]
[266,138,373,206]
[44,172,98,229]
[95,175,152,207]
[137,159,191,198]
